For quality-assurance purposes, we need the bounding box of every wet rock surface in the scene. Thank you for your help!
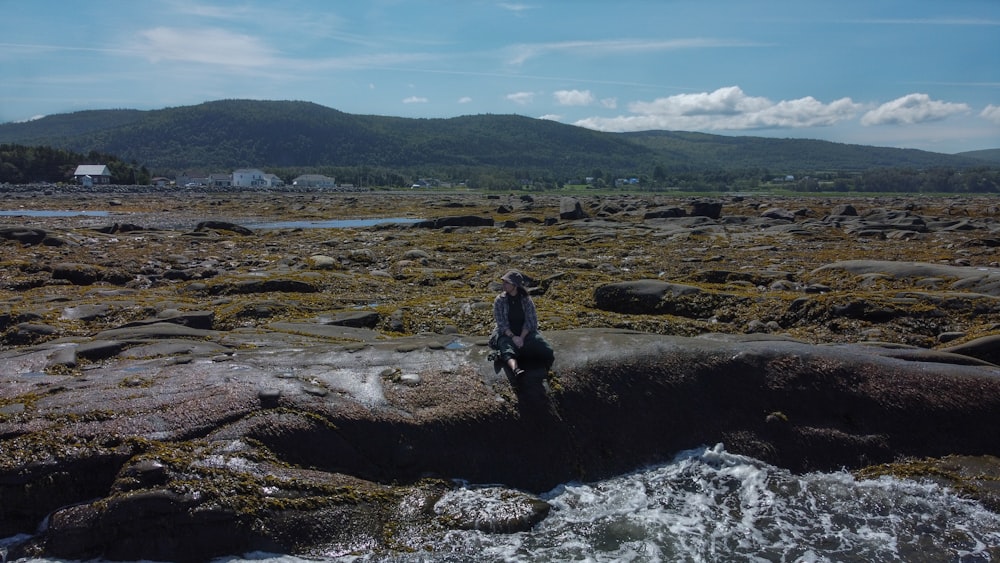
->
[2,188,1000,561]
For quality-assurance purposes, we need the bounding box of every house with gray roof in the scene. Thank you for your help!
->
[73,164,111,186]
[292,174,336,188]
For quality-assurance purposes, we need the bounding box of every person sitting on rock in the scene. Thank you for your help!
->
[490,269,554,379]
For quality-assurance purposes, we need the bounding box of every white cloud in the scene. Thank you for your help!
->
[403,96,429,104]
[506,38,764,66]
[752,96,861,128]
[553,89,596,106]
[600,97,618,109]
[458,96,473,104]
[629,86,771,116]
[128,26,439,76]
[538,114,562,121]
[854,17,1000,26]
[506,91,535,105]
[498,3,533,14]
[134,27,275,67]
[860,93,970,126]
[979,104,1000,126]
[575,86,860,132]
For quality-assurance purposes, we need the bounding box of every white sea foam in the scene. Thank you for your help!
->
[7,444,1000,562]
[359,443,1000,562]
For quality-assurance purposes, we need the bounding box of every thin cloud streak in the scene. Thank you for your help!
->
[506,38,767,65]
[165,0,371,45]
[0,42,142,56]
[124,27,443,75]
[135,27,277,67]
[853,17,1000,26]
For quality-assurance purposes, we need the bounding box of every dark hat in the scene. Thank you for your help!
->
[500,269,526,289]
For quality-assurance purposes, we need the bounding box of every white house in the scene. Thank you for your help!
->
[73,164,111,185]
[232,168,268,188]
[292,174,336,188]
[176,170,209,187]
[262,173,284,187]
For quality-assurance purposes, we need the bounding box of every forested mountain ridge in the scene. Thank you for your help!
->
[957,148,1000,165]
[620,130,989,172]
[0,99,991,177]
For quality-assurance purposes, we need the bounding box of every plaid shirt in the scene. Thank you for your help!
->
[493,291,539,338]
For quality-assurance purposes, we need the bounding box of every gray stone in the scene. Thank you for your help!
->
[52,263,102,285]
[593,279,743,318]
[308,255,338,270]
[322,311,380,329]
[690,200,722,219]
[830,204,858,216]
[941,334,1000,365]
[0,226,48,245]
[61,304,113,322]
[194,221,254,235]
[559,197,588,220]
[761,208,796,221]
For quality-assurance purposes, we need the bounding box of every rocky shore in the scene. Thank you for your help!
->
[2,187,1000,561]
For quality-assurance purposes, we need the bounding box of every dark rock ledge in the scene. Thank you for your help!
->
[2,326,1000,561]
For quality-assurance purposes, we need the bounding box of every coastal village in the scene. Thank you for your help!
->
[73,164,352,190]
[70,166,647,191]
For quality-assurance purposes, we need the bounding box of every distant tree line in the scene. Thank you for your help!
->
[0,144,150,185]
[782,167,1000,194]
[2,142,998,194]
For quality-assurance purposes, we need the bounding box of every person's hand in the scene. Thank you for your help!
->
[513,335,525,348]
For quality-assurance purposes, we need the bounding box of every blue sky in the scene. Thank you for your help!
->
[2,0,998,154]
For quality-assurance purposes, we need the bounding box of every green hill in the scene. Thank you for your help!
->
[620,130,980,172]
[0,99,990,177]
[958,148,1000,165]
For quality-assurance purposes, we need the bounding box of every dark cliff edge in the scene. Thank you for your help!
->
[2,328,1000,561]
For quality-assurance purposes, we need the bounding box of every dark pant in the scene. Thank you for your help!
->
[495,331,555,367]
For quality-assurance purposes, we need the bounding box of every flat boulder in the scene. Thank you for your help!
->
[808,260,1000,297]
[593,279,745,318]
[643,207,685,220]
[52,262,103,285]
[413,215,494,229]
[321,310,381,329]
[93,322,219,341]
[940,334,1000,365]
[207,278,320,295]
[761,207,796,221]
[194,221,254,235]
[0,226,48,245]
